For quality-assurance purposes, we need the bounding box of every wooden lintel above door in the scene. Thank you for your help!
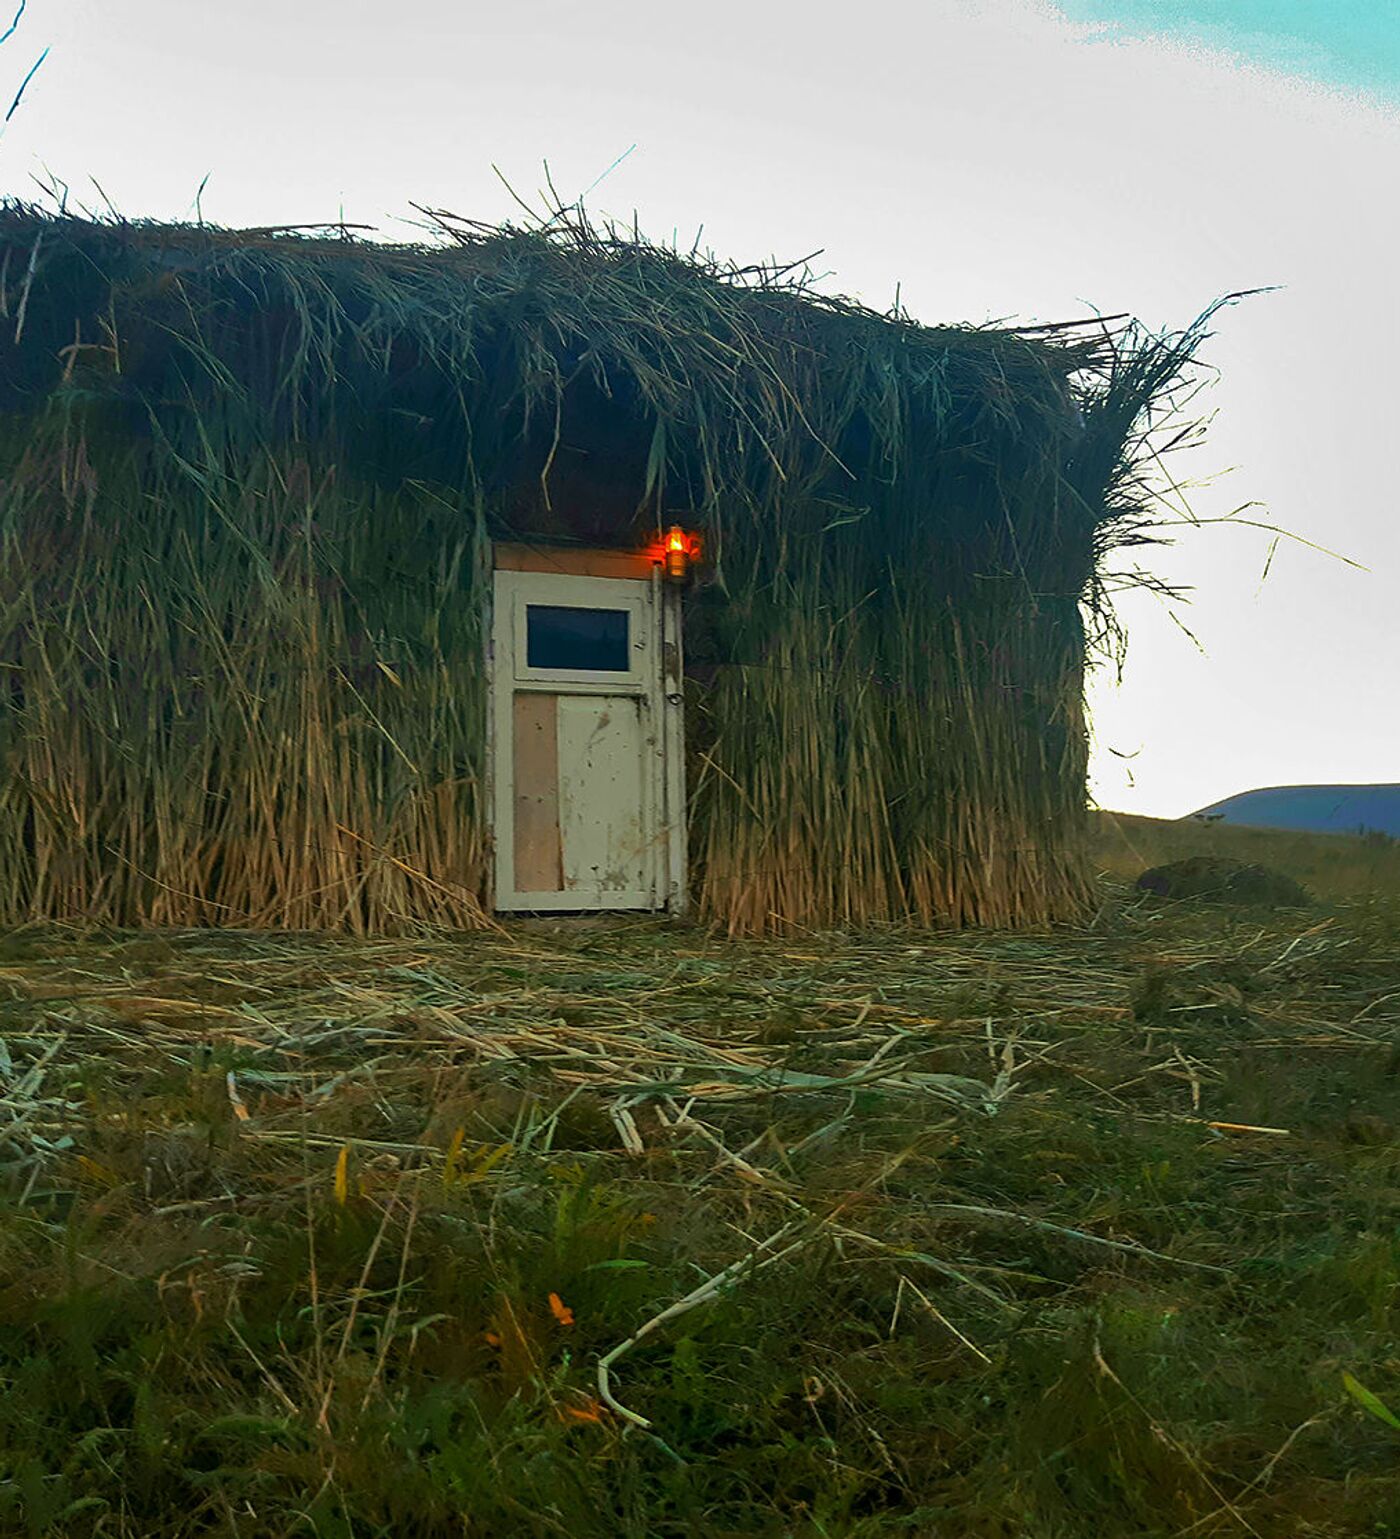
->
[493,544,657,581]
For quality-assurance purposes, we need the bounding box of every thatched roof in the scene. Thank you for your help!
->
[0,203,1203,589]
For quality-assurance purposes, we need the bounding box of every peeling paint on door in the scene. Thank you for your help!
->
[558,695,648,893]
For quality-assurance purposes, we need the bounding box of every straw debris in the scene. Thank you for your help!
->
[0,886,1396,1534]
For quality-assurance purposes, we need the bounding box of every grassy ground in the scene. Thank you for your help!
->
[1090,809,1400,900]
[0,842,1398,1535]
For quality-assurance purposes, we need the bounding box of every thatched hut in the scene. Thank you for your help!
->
[0,205,1202,933]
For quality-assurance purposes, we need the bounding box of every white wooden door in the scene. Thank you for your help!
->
[491,567,684,912]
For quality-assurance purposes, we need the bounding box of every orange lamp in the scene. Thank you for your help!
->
[661,525,700,583]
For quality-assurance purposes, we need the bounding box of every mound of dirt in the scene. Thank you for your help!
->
[1135,856,1311,907]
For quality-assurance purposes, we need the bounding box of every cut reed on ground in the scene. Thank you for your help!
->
[0,885,1397,1536]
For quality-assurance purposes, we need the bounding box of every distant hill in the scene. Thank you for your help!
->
[1189,784,1400,838]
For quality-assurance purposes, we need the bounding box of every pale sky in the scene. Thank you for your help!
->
[2,0,1396,817]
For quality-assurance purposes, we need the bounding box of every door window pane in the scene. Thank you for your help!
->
[526,605,630,672]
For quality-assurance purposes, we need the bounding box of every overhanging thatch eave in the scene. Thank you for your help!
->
[0,204,1101,468]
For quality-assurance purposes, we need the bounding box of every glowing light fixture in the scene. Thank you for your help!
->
[657,525,701,583]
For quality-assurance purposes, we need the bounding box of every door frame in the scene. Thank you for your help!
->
[487,545,687,915]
